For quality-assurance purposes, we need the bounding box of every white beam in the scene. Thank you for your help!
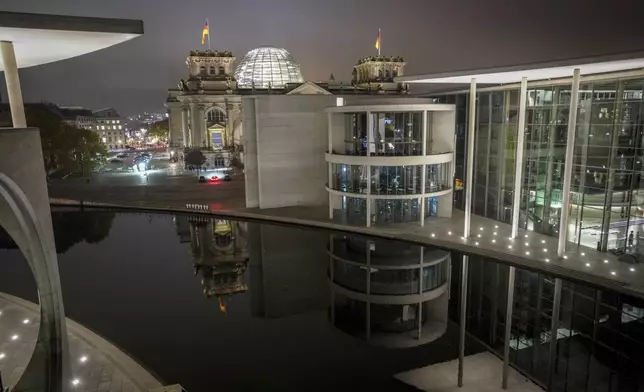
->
[511,77,528,238]
[464,79,476,237]
[0,41,26,128]
[558,69,581,257]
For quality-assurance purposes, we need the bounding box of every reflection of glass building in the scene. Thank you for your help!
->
[326,104,455,226]
[329,234,449,347]
[186,217,249,307]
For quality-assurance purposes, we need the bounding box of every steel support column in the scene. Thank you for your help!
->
[458,255,469,387]
[464,79,476,237]
[558,69,581,257]
[502,266,516,389]
[511,78,528,238]
[547,278,563,391]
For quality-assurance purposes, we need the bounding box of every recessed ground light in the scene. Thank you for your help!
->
[585,263,591,267]
[80,356,88,363]
[541,240,546,244]
[545,258,550,262]
[431,233,435,237]
[630,267,635,272]
[22,319,29,324]
[448,231,452,235]
[581,252,585,256]
[480,227,484,231]
[461,236,466,240]
[0,353,5,360]
[71,379,80,387]
[494,232,497,236]
[543,248,547,252]
[509,237,513,240]
[525,251,530,255]
[477,234,481,238]
[525,242,529,246]
[475,242,479,246]
[563,255,568,259]
[604,259,609,263]
[611,271,616,276]
[508,245,512,249]
[495,225,499,229]
[492,239,496,243]
[10,334,18,341]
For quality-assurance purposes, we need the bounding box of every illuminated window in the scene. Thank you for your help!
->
[207,109,226,124]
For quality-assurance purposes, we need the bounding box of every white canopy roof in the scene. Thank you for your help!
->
[396,52,644,84]
[0,11,143,70]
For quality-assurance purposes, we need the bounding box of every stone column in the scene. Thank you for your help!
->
[189,103,199,148]
[181,107,189,147]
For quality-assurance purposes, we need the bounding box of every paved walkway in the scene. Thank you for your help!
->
[395,352,542,392]
[0,293,162,391]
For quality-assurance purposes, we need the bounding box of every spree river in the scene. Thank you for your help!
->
[0,210,476,391]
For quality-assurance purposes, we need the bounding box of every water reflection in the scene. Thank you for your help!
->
[177,216,249,313]
[0,211,115,253]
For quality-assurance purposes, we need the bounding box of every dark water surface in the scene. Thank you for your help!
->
[0,210,474,392]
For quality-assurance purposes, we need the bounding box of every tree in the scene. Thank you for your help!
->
[185,148,206,174]
[148,119,169,143]
[23,105,107,176]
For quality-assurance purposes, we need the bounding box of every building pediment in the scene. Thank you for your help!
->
[286,81,332,96]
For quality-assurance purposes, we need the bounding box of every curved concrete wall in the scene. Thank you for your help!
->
[0,128,69,391]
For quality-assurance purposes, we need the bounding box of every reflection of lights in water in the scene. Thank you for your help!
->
[218,296,227,315]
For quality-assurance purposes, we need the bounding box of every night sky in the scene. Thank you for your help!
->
[1,0,644,115]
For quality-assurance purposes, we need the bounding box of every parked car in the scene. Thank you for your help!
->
[198,176,206,183]
[109,158,123,164]
[224,174,231,182]
[116,153,128,158]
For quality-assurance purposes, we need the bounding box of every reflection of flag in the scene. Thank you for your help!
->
[375,29,380,49]
[201,21,209,45]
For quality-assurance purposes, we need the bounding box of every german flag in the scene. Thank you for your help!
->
[201,20,209,45]
[375,29,380,50]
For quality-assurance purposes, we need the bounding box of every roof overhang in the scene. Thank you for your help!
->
[396,51,644,84]
[0,11,143,70]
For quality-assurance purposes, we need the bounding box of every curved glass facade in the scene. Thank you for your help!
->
[341,112,424,156]
[234,46,304,88]
[330,163,450,195]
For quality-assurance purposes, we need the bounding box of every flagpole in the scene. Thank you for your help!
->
[378,28,381,56]
[207,18,211,51]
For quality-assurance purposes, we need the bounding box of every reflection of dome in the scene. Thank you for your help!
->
[234,46,304,88]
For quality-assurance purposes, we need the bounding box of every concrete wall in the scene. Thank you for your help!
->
[242,98,259,208]
[243,95,335,209]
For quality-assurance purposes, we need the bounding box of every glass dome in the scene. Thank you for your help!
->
[234,46,304,88]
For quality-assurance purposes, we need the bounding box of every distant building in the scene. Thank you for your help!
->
[57,106,95,130]
[93,107,125,150]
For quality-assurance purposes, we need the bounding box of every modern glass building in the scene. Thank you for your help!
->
[326,103,455,226]
[399,56,644,256]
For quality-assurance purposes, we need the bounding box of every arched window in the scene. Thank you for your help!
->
[392,70,398,78]
[385,70,391,79]
[219,66,225,75]
[207,109,226,124]
[200,66,206,75]
[378,69,383,79]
